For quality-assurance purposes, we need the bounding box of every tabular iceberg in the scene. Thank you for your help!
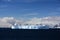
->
[11,23,50,29]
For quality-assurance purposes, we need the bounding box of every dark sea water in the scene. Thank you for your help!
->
[0,28,60,40]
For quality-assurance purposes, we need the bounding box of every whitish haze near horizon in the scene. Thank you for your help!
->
[0,16,60,27]
[0,0,60,27]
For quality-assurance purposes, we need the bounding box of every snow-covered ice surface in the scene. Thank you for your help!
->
[11,23,60,29]
[11,24,53,29]
[11,25,40,29]
[11,20,60,29]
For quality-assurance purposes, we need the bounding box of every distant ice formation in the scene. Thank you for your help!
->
[11,23,51,29]
[11,23,60,29]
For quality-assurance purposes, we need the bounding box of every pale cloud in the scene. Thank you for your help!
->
[23,17,41,24]
[24,16,60,26]
[0,16,60,28]
[0,22,11,28]
[0,17,15,28]
[0,17,24,28]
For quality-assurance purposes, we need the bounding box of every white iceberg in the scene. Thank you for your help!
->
[11,23,50,29]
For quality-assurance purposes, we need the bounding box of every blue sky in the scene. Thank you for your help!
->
[0,0,60,19]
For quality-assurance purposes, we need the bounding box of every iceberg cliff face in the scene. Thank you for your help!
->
[11,23,50,29]
[11,25,40,29]
[11,23,60,29]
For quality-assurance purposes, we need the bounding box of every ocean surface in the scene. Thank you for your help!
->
[0,28,60,40]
